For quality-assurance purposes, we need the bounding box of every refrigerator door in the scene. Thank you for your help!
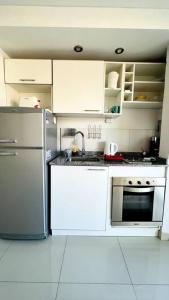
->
[0,148,47,239]
[0,108,44,148]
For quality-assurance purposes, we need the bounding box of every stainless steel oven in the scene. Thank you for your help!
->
[111,177,166,226]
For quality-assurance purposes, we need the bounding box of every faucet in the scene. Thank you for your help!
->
[74,131,85,155]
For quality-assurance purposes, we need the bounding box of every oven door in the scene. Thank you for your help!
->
[111,186,165,225]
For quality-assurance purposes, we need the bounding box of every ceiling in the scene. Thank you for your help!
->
[0,0,169,9]
[0,27,168,62]
[0,3,168,61]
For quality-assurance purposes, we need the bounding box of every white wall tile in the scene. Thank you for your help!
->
[57,109,159,152]
[103,129,130,152]
[128,130,155,152]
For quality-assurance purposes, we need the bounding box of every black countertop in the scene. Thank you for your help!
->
[50,152,167,167]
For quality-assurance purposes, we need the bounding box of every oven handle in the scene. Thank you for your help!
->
[124,187,154,193]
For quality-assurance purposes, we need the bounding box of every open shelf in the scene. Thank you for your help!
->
[104,112,122,118]
[135,63,165,82]
[134,81,164,92]
[125,63,135,73]
[5,83,52,110]
[105,88,121,97]
[125,73,134,82]
[123,101,163,109]
[104,62,123,115]
[124,91,132,94]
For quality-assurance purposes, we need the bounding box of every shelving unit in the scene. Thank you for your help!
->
[104,62,123,117]
[122,62,165,109]
[123,63,135,103]
[105,87,121,97]
[123,101,162,109]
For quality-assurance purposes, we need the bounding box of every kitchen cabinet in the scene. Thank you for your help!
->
[51,166,108,231]
[122,62,165,109]
[0,57,6,106]
[53,60,104,114]
[104,62,124,117]
[104,62,165,117]
[0,84,6,106]
[0,58,4,84]
[5,59,52,84]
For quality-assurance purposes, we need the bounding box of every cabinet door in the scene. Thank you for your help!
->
[0,84,6,106]
[53,60,104,114]
[51,166,108,230]
[0,58,4,83]
[5,59,52,84]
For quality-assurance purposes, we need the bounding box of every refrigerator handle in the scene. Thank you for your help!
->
[0,139,17,144]
[0,152,18,156]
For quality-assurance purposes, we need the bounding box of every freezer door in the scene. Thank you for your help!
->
[0,149,47,238]
[0,111,44,148]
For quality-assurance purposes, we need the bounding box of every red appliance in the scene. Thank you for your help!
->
[104,154,124,161]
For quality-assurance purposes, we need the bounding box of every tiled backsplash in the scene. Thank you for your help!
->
[57,109,161,153]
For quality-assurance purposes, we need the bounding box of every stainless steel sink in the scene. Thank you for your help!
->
[71,156,101,162]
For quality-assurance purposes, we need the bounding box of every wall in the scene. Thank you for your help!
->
[160,47,169,159]
[57,108,161,153]
[160,46,169,240]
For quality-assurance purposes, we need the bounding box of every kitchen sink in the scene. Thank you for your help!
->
[71,156,101,162]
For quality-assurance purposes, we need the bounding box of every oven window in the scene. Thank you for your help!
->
[122,189,154,221]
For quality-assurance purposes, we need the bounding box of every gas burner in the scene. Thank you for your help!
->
[124,156,156,165]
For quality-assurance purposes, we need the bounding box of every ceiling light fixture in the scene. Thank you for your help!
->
[115,48,124,55]
[74,45,83,53]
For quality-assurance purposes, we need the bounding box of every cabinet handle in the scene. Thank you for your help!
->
[0,152,18,156]
[83,110,100,112]
[19,79,36,82]
[0,139,17,144]
[86,168,106,171]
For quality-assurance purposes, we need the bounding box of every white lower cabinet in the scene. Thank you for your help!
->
[51,166,108,231]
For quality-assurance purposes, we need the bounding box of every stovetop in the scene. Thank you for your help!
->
[121,152,166,166]
[124,157,155,165]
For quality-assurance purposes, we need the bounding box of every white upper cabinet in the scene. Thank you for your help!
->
[0,58,4,84]
[53,60,104,114]
[5,59,52,84]
[0,57,6,106]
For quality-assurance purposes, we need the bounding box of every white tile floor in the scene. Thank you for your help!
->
[0,236,169,299]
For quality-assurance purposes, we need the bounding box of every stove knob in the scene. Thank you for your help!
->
[146,181,150,185]
[128,181,132,185]
[137,181,141,185]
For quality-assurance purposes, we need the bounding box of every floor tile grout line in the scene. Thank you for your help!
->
[0,281,59,284]
[55,236,68,300]
[117,237,138,300]
[58,282,136,285]
[0,280,169,286]
[117,238,133,284]
[0,242,12,264]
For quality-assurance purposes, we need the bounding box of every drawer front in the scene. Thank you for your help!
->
[5,59,52,84]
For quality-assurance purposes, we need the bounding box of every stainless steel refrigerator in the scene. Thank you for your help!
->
[0,107,57,239]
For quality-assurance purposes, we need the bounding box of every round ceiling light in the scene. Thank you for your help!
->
[115,47,124,55]
[74,45,83,53]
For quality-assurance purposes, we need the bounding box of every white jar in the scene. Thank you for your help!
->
[107,71,119,89]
